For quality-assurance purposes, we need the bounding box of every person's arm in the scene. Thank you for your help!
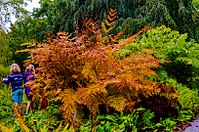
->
[2,75,12,84]
[23,73,29,83]
[27,75,34,80]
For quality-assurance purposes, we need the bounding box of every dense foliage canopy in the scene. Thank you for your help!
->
[33,0,199,41]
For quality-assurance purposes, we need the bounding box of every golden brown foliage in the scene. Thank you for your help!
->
[19,9,179,125]
[0,124,14,132]
[101,8,117,33]
[13,107,30,132]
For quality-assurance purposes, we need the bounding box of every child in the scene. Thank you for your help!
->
[24,64,35,114]
[2,63,23,115]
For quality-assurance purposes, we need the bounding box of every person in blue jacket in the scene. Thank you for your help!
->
[2,63,23,115]
[24,64,35,114]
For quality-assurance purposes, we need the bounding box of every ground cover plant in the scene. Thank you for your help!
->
[0,85,195,132]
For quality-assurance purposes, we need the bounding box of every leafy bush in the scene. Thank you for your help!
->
[164,78,199,111]
[176,109,194,122]
[0,85,12,119]
[18,17,181,126]
[0,103,67,131]
[193,0,199,9]
[0,64,10,88]
[95,108,177,132]
[0,64,10,82]
[151,67,199,111]
[23,105,63,131]
[119,26,199,111]
[120,25,199,89]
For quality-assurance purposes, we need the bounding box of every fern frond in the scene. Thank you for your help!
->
[108,8,117,20]
[109,9,117,17]
[14,107,30,132]
[20,42,36,47]
[105,19,115,27]
[57,32,72,40]
[109,8,116,14]
[76,84,107,117]
[101,22,112,33]
[82,63,98,83]
[107,96,127,112]
[15,49,31,53]
[101,8,117,33]
[107,15,117,22]
[119,26,152,49]
[58,89,80,123]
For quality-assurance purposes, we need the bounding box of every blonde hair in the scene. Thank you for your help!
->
[10,63,21,73]
[25,64,35,74]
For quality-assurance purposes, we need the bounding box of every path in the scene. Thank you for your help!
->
[184,117,199,132]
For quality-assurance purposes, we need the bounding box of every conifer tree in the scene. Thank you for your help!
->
[34,0,198,41]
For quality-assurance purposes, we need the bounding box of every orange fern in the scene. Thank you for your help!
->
[18,9,179,125]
